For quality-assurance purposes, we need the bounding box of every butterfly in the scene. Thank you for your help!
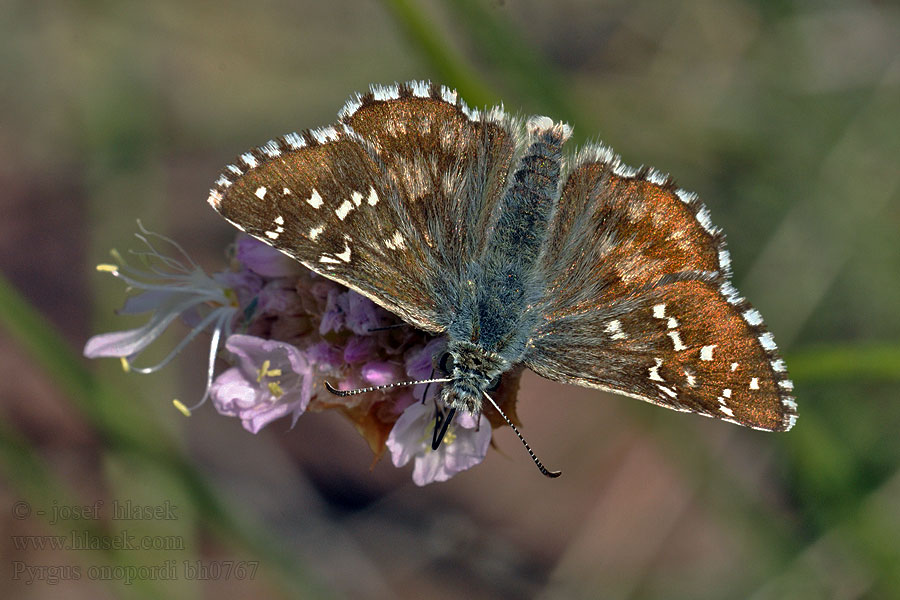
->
[207,81,796,475]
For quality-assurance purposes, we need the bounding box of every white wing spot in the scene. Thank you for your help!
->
[226,164,243,176]
[731,362,739,371]
[373,84,400,101]
[719,405,735,417]
[700,344,717,361]
[720,282,742,305]
[604,319,627,340]
[684,370,697,387]
[260,140,281,158]
[264,230,279,240]
[440,86,458,104]
[410,80,430,97]
[215,176,231,188]
[779,380,794,391]
[335,242,351,262]
[657,384,678,399]
[668,330,687,351]
[667,317,679,329]
[613,163,638,178]
[309,225,324,240]
[696,206,715,233]
[771,359,786,372]
[311,126,339,144]
[646,169,668,185]
[759,332,777,351]
[284,132,306,150]
[306,189,324,209]
[208,190,223,207]
[782,397,798,410]
[649,358,665,382]
[339,97,362,119]
[255,186,267,199]
[240,153,258,169]
[676,189,695,204]
[351,190,363,207]
[743,309,763,326]
[749,377,760,390]
[319,255,341,264]
[335,200,354,221]
[719,249,732,271]
[282,187,292,196]
[723,388,732,398]
[653,303,666,319]
[274,215,284,225]
[367,186,379,206]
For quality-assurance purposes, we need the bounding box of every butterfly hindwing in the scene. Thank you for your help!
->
[538,145,730,318]
[527,148,796,431]
[208,82,522,333]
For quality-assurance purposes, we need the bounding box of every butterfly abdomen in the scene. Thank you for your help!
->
[488,118,570,268]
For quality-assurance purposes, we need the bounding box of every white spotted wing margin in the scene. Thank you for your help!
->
[525,147,797,432]
[207,81,523,334]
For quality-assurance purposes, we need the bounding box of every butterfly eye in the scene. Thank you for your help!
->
[438,352,455,374]
[487,375,501,391]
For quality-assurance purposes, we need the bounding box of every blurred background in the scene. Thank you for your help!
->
[1,0,898,598]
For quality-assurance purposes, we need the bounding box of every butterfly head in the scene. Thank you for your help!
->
[436,340,509,414]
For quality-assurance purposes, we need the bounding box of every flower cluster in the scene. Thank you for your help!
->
[85,227,522,485]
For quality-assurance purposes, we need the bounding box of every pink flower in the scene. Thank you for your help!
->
[210,334,313,433]
[386,402,492,486]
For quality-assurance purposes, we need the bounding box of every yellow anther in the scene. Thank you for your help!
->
[172,399,192,417]
[267,382,284,398]
[257,360,271,382]
[224,288,239,308]
[120,357,130,372]
[256,360,282,382]
[96,264,119,273]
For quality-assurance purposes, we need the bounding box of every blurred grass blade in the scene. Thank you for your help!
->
[788,344,900,383]
[381,0,497,107]
[439,0,577,119]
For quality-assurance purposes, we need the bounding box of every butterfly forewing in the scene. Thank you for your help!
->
[527,149,796,431]
[208,82,521,332]
[340,82,520,275]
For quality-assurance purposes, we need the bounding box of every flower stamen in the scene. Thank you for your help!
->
[172,399,192,417]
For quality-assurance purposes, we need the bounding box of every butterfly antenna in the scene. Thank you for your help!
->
[482,391,561,479]
[324,377,451,398]
[366,323,407,332]
[431,406,457,450]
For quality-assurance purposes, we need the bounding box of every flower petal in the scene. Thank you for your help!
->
[235,235,303,278]
[83,295,201,358]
